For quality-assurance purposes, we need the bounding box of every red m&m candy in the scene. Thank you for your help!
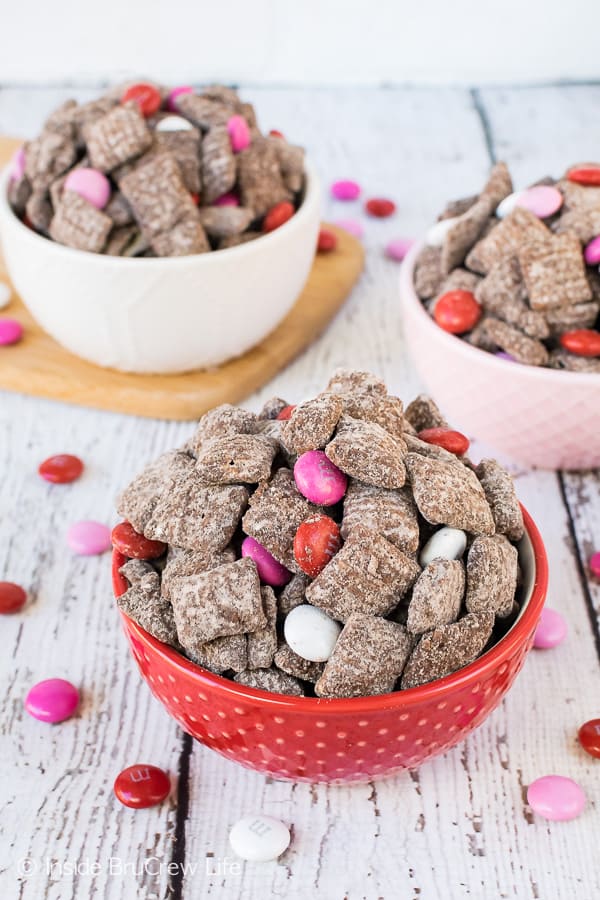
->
[294,514,341,578]
[567,166,600,186]
[263,201,295,233]
[559,329,600,357]
[114,764,171,809]
[269,129,285,139]
[39,454,84,484]
[121,83,162,117]
[578,719,600,759]
[365,197,396,218]
[434,290,482,334]
[0,581,27,613]
[418,427,470,456]
[276,404,296,421]
[317,228,337,253]
[111,522,167,560]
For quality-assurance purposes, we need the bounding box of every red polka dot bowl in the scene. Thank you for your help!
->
[400,242,600,470]
[113,505,547,784]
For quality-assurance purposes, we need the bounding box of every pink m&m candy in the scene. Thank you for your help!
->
[385,238,415,262]
[294,451,348,506]
[214,192,240,207]
[227,115,251,153]
[589,552,600,579]
[0,318,23,346]
[241,535,291,587]
[333,218,364,239]
[517,185,563,219]
[533,607,567,649]
[527,775,586,822]
[67,520,112,556]
[25,678,79,723]
[331,180,361,201]
[167,85,193,112]
[9,145,25,181]
[64,168,111,210]
[584,235,600,266]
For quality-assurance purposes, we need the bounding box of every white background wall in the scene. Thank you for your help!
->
[0,0,597,86]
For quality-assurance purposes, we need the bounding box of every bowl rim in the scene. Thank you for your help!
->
[400,240,600,385]
[0,158,319,266]
[113,503,548,713]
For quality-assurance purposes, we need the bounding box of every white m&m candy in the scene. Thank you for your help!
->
[229,815,290,862]
[419,526,467,567]
[284,604,341,662]
[425,217,459,247]
[156,114,194,132]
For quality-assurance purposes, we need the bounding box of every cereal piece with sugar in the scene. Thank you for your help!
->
[8,175,31,216]
[336,393,405,438]
[325,416,407,489]
[171,557,265,647]
[120,152,200,238]
[277,573,310,618]
[247,586,278,670]
[326,369,387,396]
[475,256,550,339]
[155,129,202,193]
[116,450,189,534]
[281,394,344,454]
[119,558,156,585]
[466,207,550,275]
[315,613,412,698]
[478,317,549,366]
[197,206,255,239]
[403,433,461,464]
[24,130,77,190]
[475,459,524,541]
[269,137,305,193]
[201,126,237,203]
[306,528,420,621]
[414,246,444,299]
[545,302,599,336]
[237,137,293,217]
[195,434,277,485]
[438,194,478,221]
[234,667,305,696]
[436,267,481,299]
[341,480,420,554]
[105,191,134,226]
[26,191,53,233]
[187,633,248,674]
[400,611,494,688]
[554,207,600,244]
[49,191,112,253]
[258,397,289,420]
[188,404,258,455]
[152,217,210,257]
[404,394,448,432]
[175,93,231,130]
[406,559,465,635]
[405,453,495,534]
[242,467,317,570]
[84,103,152,172]
[480,161,513,208]
[466,534,518,618]
[518,233,592,311]
[273,642,324,682]
[548,349,600,373]
[219,231,262,249]
[161,545,236,600]
[117,565,179,647]
[441,197,493,274]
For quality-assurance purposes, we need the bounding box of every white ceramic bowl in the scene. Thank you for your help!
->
[400,242,600,470]
[0,163,320,374]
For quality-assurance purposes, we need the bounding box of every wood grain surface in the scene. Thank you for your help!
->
[1,84,598,900]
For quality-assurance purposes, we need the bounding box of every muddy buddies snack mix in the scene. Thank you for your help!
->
[115,370,526,698]
[414,163,600,371]
[8,81,305,256]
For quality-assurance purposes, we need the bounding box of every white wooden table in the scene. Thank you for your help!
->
[1,84,599,900]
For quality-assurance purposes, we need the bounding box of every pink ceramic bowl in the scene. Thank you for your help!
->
[400,242,600,470]
[113,506,547,784]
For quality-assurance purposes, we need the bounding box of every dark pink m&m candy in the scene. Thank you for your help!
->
[25,678,79,723]
[114,764,171,808]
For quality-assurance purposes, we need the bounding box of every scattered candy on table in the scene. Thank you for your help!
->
[417,427,470,456]
[121,82,162,117]
[38,453,84,484]
[0,581,27,614]
[293,512,342,578]
[229,815,291,862]
[25,678,79,723]
[433,290,482,335]
[317,228,337,253]
[0,281,12,309]
[333,218,364,239]
[385,238,414,261]
[578,719,600,759]
[527,775,586,822]
[111,522,167,560]
[589,552,600,579]
[0,318,23,346]
[241,535,291,588]
[293,450,348,506]
[533,607,567,649]
[559,329,600,357]
[113,764,171,809]
[419,527,467,567]
[330,180,361,201]
[67,520,112,556]
[263,201,295,233]
[284,603,342,662]
[64,168,111,210]
[365,197,396,218]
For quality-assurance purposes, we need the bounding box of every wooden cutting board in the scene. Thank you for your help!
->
[0,136,364,420]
